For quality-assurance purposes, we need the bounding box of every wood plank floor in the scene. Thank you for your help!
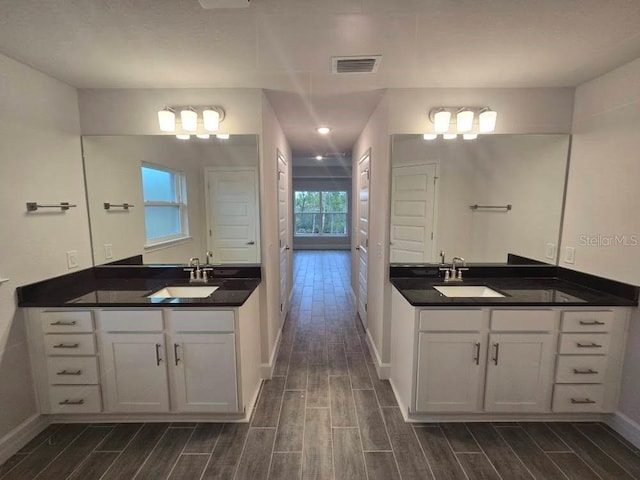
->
[2,250,640,479]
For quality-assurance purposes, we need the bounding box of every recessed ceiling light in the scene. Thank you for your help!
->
[315,155,323,160]
[316,126,331,135]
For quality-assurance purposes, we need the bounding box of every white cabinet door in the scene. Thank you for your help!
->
[484,333,554,413]
[101,333,169,412]
[170,333,238,413]
[416,333,484,412]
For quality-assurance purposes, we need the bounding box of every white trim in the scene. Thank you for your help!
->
[605,411,640,449]
[144,235,193,252]
[402,412,611,423]
[261,328,282,379]
[366,329,391,379]
[0,414,50,465]
[48,412,250,423]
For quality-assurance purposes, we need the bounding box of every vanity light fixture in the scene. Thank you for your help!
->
[479,107,497,133]
[429,106,497,134]
[203,107,225,132]
[463,133,478,140]
[433,108,451,133]
[456,108,474,133]
[180,108,198,132]
[316,126,331,135]
[315,155,323,160]
[443,133,457,140]
[196,134,210,139]
[216,133,230,139]
[176,134,190,140]
[158,107,176,132]
[423,133,437,140]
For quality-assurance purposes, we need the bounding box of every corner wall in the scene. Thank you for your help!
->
[560,57,640,424]
[0,53,90,438]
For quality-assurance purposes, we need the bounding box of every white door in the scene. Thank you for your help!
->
[101,333,169,412]
[484,333,555,412]
[357,153,370,328]
[416,333,484,412]
[277,151,289,328]
[170,333,238,412]
[390,164,437,263]
[206,168,259,263]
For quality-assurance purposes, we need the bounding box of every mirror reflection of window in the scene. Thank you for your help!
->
[141,164,189,246]
[294,190,348,236]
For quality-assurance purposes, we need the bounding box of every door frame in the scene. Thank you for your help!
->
[276,149,291,326]
[356,150,371,329]
[203,166,261,263]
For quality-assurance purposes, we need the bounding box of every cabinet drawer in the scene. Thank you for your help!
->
[49,385,102,414]
[491,310,555,331]
[100,310,163,332]
[419,309,484,331]
[559,333,610,355]
[47,357,99,385]
[561,311,613,333]
[41,311,94,333]
[44,334,96,356]
[552,385,604,413]
[555,356,607,384]
[168,310,235,332]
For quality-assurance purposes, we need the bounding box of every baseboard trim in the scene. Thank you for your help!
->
[605,411,640,449]
[261,328,282,379]
[365,330,390,379]
[0,414,50,465]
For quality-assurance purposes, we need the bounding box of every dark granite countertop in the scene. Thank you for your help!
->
[390,276,637,307]
[17,265,261,308]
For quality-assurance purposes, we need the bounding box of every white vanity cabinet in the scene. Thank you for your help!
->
[25,288,261,419]
[390,287,630,420]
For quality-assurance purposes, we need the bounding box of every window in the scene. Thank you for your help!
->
[294,190,348,236]
[141,164,188,246]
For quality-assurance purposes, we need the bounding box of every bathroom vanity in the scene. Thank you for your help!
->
[17,265,262,422]
[389,265,638,422]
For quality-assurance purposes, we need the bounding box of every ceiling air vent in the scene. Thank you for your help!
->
[332,56,382,74]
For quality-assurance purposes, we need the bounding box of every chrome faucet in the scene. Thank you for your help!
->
[439,256,468,282]
[185,257,212,283]
[205,251,214,265]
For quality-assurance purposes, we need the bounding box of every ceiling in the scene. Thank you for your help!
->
[1,0,639,157]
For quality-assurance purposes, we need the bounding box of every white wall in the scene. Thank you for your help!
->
[0,53,91,438]
[352,94,391,364]
[78,88,263,135]
[561,57,640,424]
[259,92,292,366]
[82,136,258,265]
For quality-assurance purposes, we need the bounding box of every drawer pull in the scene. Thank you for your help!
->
[174,343,181,366]
[571,398,596,405]
[579,320,605,326]
[473,342,481,365]
[51,321,77,326]
[492,343,500,365]
[59,399,85,405]
[155,343,162,366]
[57,369,82,376]
[53,343,80,349]
[576,342,602,348]
[573,368,598,375]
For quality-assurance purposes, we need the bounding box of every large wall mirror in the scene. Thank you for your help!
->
[390,134,570,264]
[82,135,261,266]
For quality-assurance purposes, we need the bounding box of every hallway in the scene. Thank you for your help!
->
[1,251,640,479]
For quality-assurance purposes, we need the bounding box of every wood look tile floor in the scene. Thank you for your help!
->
[2,250,640,479]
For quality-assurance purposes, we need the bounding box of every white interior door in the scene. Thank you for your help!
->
[277,151,290,327]
[357,153,370,328]
[391,163,437,263]
[206,168,259,263]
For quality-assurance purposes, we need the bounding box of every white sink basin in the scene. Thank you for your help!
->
[434,285,505,298]
[147,286,219,298]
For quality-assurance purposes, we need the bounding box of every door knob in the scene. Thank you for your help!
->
[355,246,361,250]
[285,246,290,250]
[247,241,255,245]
